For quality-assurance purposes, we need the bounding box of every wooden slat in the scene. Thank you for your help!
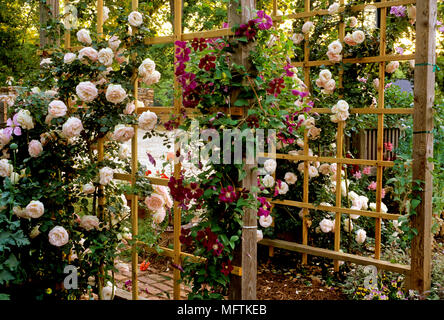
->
[259,152,395,167]
[258,239,411,275]
[270,199,401,220]
[291,54,415,67]
[309,107,414,115]
[137,242,242,276]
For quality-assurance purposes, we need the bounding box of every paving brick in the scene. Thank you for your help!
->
[151,281,173,293]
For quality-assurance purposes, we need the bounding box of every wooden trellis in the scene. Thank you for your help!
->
[60,0,436,299]
[259,0,436,293]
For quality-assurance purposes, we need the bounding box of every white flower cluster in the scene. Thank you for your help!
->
[138,58,161,87]
[330,100,350,123]
[315,69,336,95]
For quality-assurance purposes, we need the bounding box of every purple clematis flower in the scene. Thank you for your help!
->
[291,89,309,98]
[4,114,22,138]
[255,10,273,30]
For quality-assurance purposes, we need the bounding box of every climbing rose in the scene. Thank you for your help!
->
[16,109,34,130]
[355,229,367,244]
[106,84,127,104]
[264,158,277,174]
[48,100,67,118]
[0,159,12,177]
[277,181,289,195]
[138,58,156,79]
[259,215,273,228]
[28,139,43,158]
[128,11,143,27]
[76,29,92,45]
[386,61,400,73]
[328,3,340,15]
[348,16,358,27]
[262,174,275,188]
[319,218,334,233]
[108,35,121,51]
[352,30,365,44]
[302,21,314,34]
[112,125,134,143]
[78,47,98,62]
[76,81,98,102]
[98,47,114,66]
[284,172,297,185]
[80,215,100,231]
[142,70,161,86]
[25,200,44,219]
[99,167,114,185]
[62,117,83,138]
[48,226,69,247]
[152,207,166,224]
[138,111,158,130]
[328,40,343,55]
[82,183,95,194]
[64,52,76,64]
[144,194,165,212]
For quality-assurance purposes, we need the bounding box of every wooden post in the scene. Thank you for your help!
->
[39,0,60,48]
[410,0,436,293]
[172,0,183,300]
[228,0,257,300]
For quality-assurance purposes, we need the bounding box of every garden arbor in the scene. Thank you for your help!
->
[59,0,436,300]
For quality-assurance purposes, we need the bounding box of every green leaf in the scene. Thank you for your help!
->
[233,99,249,107]
[411,199,421,210]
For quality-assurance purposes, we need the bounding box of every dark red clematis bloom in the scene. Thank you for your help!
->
[191,37,208,52]
[267,77,285,97]
[179,228,193,246]
[221,260,234,276]
[168,176,186,202]
[198,55,217,71]
[246,115,260,128]
[219,185,238,203]
[211,239,224,256]
[187,182,204,199]
[197,227,218,251]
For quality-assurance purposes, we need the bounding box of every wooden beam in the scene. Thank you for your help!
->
[258,238,411,275]
[410,0,436,293]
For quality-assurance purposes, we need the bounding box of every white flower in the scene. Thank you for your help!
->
[264,158,277,174]
[319,69,332,82]
[328,3,340,15]
[302,21,314,34]
[112,125,134,143]
[319,218,334,233]
[128,11,143,27]
[262,174,275,188]
[308,166,319,178]
[284,172,297,185]
[103,6,110,22]
[318,163,330,175]
[40,58,52,67]
[138,111,158,130]
[62,117,83,138]
[259,215,273,228]
[48,226,69,247]
[277,181,289,195]
[355,229,366,244]
[0,129,12,148]
[76,29,92,45]
[386,61,400,73]
[106,84,127,104]
[98,47,114,66]
[348,191,359,201]
[290,33,304,45]
[48,100,67,118]
[101,281,115,300]
[108,35,121,51]
[76,81,98,102]
[9,172,19,184]
[118,144,131,159]
[16,109,34,130]
[80,215,100,231]
[256,230,263,242]
[138,58,156,78]
[348,16,358,28]
[296,138,304,148]
[82,183,95,194]
[142,70,161,86]
[64,52,76,64]
[28,140,43,158]
[352,30,365,44]
[0,159,13,177]
[13,206,29,219]
[350,214,360,220]
[336,100,349,112]
[328,40,343,54]
[99,167,114,185]
[343,218,354,232]
[78,47,98,62]
[303,116,315,129]
[359,195,369,210]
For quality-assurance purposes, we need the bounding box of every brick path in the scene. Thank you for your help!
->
[114,261,192,300]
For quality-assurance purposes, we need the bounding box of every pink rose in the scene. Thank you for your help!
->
[80,215,100,231]
[344,34,357,46]
[109,36,121,51]
[386,61,399,73]
[112,125,134,143]
[25,200,44,218]
[28,139,43,158]
[76,29,92,45]
[153,185,173,208]
[48,226,69,247]
[319,163,330,175]
[76,81,98,102]
[62,117,83,138]
[48,100,68,118]
[106,84,127,104]
[327,50,342,63]
[144,193,165,212]
[78,47,98,62]
[138,111,158,130]
[152,207,166,224]
[368,181,377,190]
[99,167,114,185]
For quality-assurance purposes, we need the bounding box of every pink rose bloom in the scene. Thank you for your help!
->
[48,226,69,247]
[106,84,127,104]
[124,102,136,115]
[28,139,43,158]
[76,81,98,102]
[327,50,342,63]
[48,100,68,118]
[153,185,173,208]
[25,200,45,218]
[362,166,372,175]
[152,207,166,224]
[319,163,330,175]
[144,193,165,212]
[368,181,377,191]
[109,35,121,51]
[112,125,134,143]
[344,34,357,46]
[353,171,362,179]
[381,188,386,199]
[78,47,98,62]
[80,215,100,231]
[386,61,400,73]
[0,128,12,147]
[62,117,83,138]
